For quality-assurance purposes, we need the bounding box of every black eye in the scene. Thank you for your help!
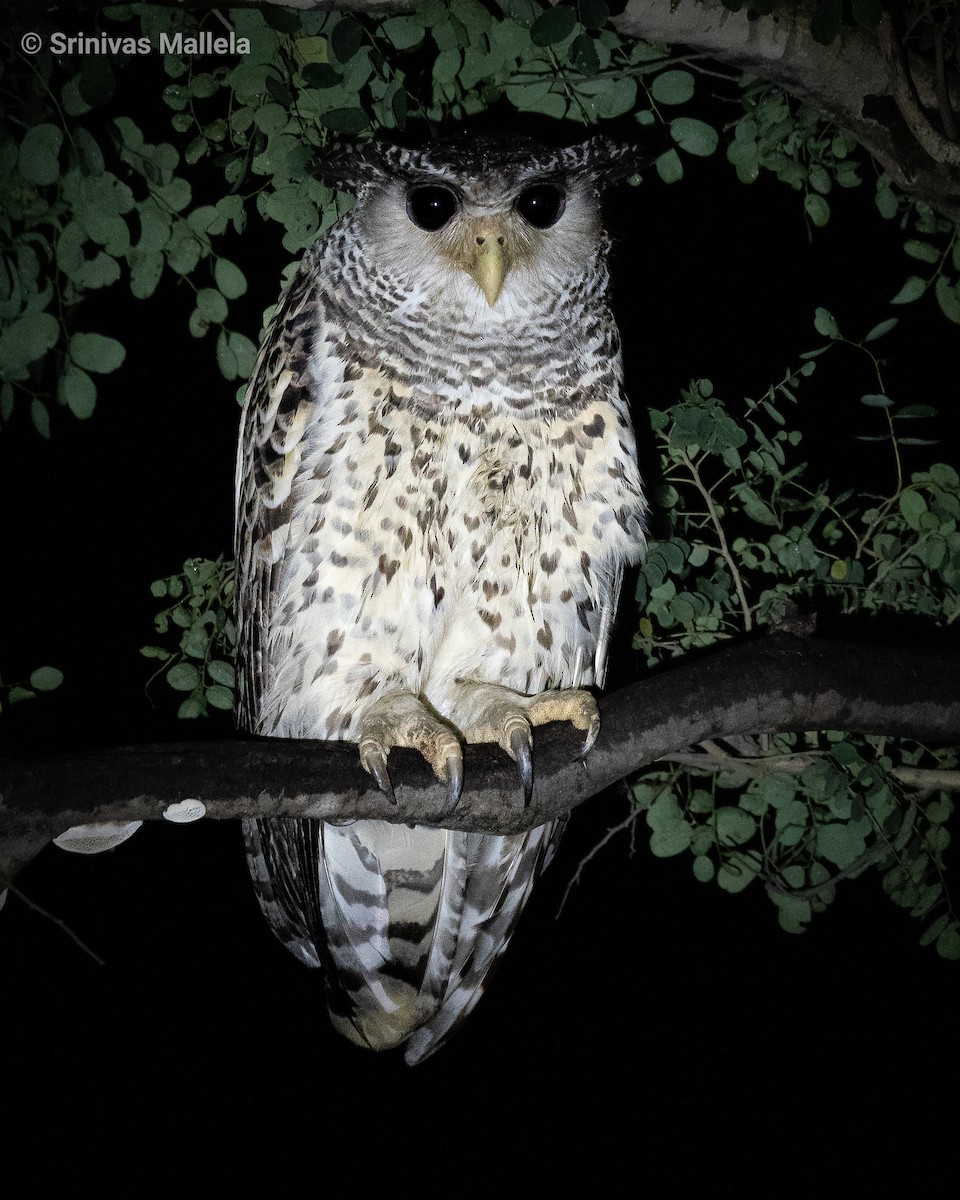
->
[406,185,459,231]
[515,183,566,229]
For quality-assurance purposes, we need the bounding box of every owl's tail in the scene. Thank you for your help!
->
[243,815,564,1062]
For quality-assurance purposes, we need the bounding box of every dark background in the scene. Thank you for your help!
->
[2,22,959,1191]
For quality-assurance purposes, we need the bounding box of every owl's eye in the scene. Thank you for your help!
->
[406,185,460,231]
[515,183,566,229]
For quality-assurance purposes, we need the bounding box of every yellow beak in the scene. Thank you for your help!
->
[461,218,511,307]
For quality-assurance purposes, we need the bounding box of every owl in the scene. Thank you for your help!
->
[235,134,647,1064]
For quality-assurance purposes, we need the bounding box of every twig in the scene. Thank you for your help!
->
[891,766,960,791]
[7,885,106,966]
[557,804,642,917]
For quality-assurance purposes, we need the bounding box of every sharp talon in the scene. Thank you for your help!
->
[439,754,464,818]
[510,725,534,805]
[367,753,396,804]
[579,714,601,760]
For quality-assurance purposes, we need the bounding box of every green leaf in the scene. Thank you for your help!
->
[265,76,294,110]
[530,4,577,46]
[382,15,425,49]
[817,822,867,869]
[860,393,892,407]
[319,107,370,134]
[0,311,60,378]
[581,76,637,119]
[864,317,898,342]
[206,684,234,710]
[894,404,937,419]
[253,103,288,134]
[651,70,694,106]
[934,276,960,324]
[903,239,938,263]
[302,63,342,89]
[130,251,164,300]
[29,666,64,692]
[804,193,830,227]
[167,663,201,692]
[214,258,247,300]
[58,365,97,418]
[216,329,239,379]
[813,306,839,338]
[898,489,928,529]
[77,252,121,290]
[716,807,755,846]
[330,16,364,64]
[207,660,236,687]
[69,332,126,374]
[650,823,693,858]
[655,148,683,184]
[32,399,50,438]
[693,855,715,883]
[717,851,761,893]
[570,33,600,75]
[669,117,718,157]
[19,124,63,186]
[505,0,540,26]
[774,895,812,935]
[875,180,898,219]
[227,331,257,379]
[433,48,463,84]
[936,922,960,960]
[890,276,925,305]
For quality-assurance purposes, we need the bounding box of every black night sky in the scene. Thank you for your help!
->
[2,13,959,1190]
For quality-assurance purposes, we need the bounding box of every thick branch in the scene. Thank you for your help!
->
[614,0,960,219]
[3,634,958,887]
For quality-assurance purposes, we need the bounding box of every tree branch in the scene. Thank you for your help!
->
[3,634,958,887]
[613,0,960,219]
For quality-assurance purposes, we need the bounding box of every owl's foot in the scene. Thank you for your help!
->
[358,692,463,815]
[458,683,600,805]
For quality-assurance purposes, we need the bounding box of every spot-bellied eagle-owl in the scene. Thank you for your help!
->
[235,134,647,1064]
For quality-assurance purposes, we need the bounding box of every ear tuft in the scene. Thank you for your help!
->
[312,140,399,195]
[561,136,651,187]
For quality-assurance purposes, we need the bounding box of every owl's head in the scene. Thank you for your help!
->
[317,134,640,310]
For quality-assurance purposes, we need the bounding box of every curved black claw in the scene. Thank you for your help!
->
[510,724,534,805]
[578,712,601,761]
[437,753,464,820]
[367,752,397,805]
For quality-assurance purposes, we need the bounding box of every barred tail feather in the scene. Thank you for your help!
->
[244,814,564,1060]
[402,818,563,1065]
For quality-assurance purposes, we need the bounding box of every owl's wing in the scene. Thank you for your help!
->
[236,250,343,965]
[593,560,623,690]
[243,818,325,968]
[234,249,324,733]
